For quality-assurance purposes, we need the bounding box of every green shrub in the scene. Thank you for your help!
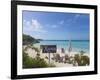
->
[32,56,48,68]
[31,46,40,53]
[48,63,56,67]
[23,51,50,68]
[81,55,89,65]
[23,51,34,68]
[45,56,48,59]
[36,53,40,57]
[74,53,90,66]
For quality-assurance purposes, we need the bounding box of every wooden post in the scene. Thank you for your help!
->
[48,53,50,64]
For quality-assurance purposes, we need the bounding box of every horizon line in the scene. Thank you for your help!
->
[40,39,89,41]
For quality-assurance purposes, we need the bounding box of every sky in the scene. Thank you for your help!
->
[23,11,90,40]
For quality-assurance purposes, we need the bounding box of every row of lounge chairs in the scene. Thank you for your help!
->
[51,53,70,63]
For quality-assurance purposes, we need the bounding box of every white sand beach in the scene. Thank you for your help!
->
[23,45,89,67]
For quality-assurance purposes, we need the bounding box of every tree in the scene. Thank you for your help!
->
[23,34,39,45]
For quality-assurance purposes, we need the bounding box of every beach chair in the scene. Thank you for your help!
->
[51,54,56,60]
[54,54,60,62]
[52,53,64,63]
[64,54,69,63]
[60,56,65,63]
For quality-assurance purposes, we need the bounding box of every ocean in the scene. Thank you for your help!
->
[34,40,89,53]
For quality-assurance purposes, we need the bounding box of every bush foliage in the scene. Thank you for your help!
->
[23,51,55,68]
[74,53,89,66]
[23,51,49,68]
[23,34,39,45]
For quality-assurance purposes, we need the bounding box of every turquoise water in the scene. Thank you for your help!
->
[35,40,89,53]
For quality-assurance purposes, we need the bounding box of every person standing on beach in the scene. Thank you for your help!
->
[61,48,65,53]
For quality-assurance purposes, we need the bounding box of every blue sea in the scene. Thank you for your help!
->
[34,40,89,53]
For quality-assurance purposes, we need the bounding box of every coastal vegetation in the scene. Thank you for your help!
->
[23,50,56,68]
[23,51,48,68]
[23,34,40,45]
[23,34,56,68]
[23,34,50,68]
[23,45,89,68]
[74,51,90,66]
[22,34,89,68]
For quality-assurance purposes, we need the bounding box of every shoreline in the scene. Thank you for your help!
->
[34,43,89,54]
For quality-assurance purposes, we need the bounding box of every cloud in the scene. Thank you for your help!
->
[51,20,64,28]
[31,19,42,32]
[71,14,81,23]
[59,20,64,25]
[48,14,81,29]
[23,19,47,33]
[74,14,80,18]
[64,14,81,27]
[51,25,58,28]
